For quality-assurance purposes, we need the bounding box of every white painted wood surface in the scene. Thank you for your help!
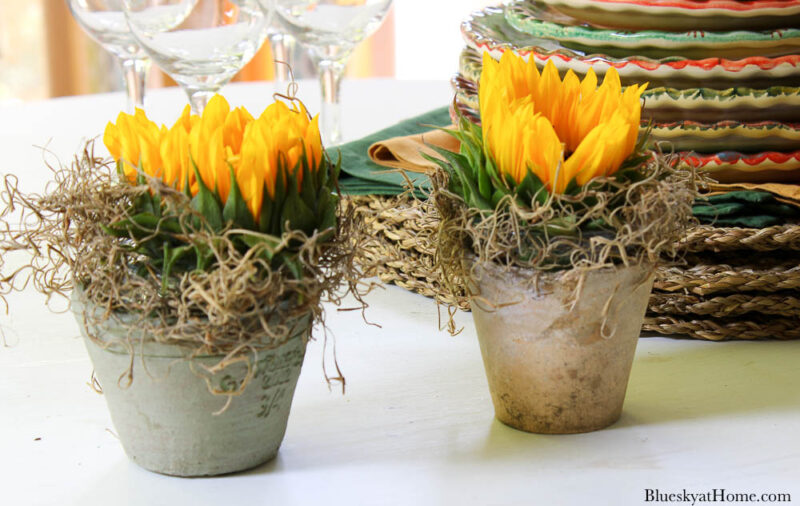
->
[1,80,798,506]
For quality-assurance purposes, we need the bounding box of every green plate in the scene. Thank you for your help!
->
[506,1,800,60]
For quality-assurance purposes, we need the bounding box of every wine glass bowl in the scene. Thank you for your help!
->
[275,0,393,144]
[278,0,391,56]
[67,0,152,111]
[123,0,270,113]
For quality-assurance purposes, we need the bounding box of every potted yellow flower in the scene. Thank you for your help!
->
[432,53,695,434]
[1,95,365,475]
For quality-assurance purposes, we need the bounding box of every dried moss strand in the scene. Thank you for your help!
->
[0,143,373,396]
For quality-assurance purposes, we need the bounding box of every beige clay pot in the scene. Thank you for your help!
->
[471,262,654,434]
[72,290,309,476]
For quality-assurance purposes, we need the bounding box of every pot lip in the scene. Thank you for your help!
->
[467,258,656,309]
[469,257,654,283]
[71,285,312,358]
[81,330,308,360]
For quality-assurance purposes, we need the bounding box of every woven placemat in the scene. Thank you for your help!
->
[643,315,800,341]
[680,224,800,252]
[348,194,800,339]
[655,262,800,295]
[350,195,468,309]
[649,292,800,318]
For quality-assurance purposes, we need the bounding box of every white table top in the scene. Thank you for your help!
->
[1,80,799,506]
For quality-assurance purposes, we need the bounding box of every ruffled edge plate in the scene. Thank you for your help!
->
[684,151,800,184]
[535,0,800,31]
[458,48,800,122]
[450,94,800,183]
[451,73,800,153]
[652,121,800,152]
[505,1,800,59]
[462,6,800,88]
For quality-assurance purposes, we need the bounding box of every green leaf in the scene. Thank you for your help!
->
[116,160,126,181]
[275,252,303,280]
[193,242,215,271]
[563,177,580,196]
[162,243,192,292]
[517,170,548,207]
[299,153,317,212]
[183,171,193,198]
[484,156,505,190]
[269,168,287,234]
[258,182,274,235]
[190,161,224,232]
[135,161,147,186]
[240,233,282,261]
[503,173,517,192]
[281,172,316,234]
[222,164,255,230]
[477,163,491,203]
[100,223,128,238]
[130,212,160,230]
[491,188,507,208]
[428,144,471,177]
[544,216,578,236]
[317,191,338,237]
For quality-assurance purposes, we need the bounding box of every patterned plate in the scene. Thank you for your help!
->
[458,48,800,123]
[644,86,800,123]
[536,0,800,31]
[684,151,800,183]
[452,73,479,110]
[450,88,800,184]
[451,73,800,153]
[462,7,800,89]
[505,1,800,60]
[652,121,800,153]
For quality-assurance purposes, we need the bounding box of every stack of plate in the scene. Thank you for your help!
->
[454,0,800,183]
[451,0,800,340]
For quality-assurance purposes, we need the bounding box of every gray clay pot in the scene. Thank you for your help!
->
[72,292,309,476]
[471,262,654,434]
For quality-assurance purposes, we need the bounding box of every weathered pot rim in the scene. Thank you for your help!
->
[70,285,311,359]
[469,258,654,298]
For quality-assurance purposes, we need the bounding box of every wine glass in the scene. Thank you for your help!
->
[67,0,152,112]
[255,0,294,92]
[123,0,270,113]
[274,0,393,145]
[266,21,295,91]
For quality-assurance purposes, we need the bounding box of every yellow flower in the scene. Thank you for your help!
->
[103,95,323,224]
[238,100,323,219]
[103,108,164,183]
[479,52,647,194]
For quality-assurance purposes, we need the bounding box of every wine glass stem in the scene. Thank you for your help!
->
[269,32,292,82]
[186,88,216,115]
[121,57,150,112]
[317,58,346,146]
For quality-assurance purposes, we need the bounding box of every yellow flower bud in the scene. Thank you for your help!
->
[103,95,324,224]
[478,52,646,194]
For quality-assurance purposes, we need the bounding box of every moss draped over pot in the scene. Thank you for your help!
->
[0,143,371,395]
[430,138,697,330]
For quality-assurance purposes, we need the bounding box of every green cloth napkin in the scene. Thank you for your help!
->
[334,111,800,230]
[333,106,452,197]
[693,191,800,228]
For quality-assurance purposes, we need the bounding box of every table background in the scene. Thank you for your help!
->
[1,80,798,506]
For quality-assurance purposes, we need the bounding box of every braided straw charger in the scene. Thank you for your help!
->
[349,194,800,341]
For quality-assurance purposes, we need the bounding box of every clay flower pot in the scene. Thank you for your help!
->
[471,262,654,434]
[72,292,309,476]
